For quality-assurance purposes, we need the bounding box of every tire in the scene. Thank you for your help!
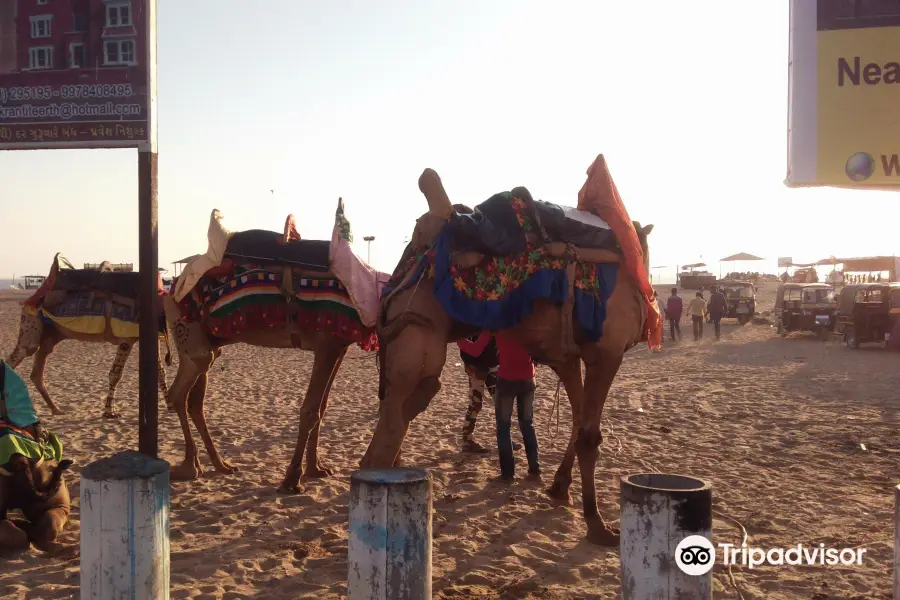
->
[738,314,748,325]
[845,328,859,349]
[819,327,830,342]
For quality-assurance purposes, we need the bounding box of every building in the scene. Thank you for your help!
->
[0,0,144,74]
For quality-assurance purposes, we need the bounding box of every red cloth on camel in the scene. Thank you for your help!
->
[576,154,662,350]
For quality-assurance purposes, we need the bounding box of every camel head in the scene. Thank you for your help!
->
[632,221,654,274]
[410,169,453,251]
[4,454,73,505]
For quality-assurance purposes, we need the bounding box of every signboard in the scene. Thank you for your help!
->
[0,0,156,150]
[786,0,900,189]
[778,257,793,268]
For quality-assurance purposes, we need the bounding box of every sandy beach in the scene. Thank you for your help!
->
[0,281,895,599]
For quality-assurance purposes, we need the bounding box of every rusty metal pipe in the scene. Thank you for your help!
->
[620,473,713,599]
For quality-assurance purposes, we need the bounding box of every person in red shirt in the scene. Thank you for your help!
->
[458,331,540,480]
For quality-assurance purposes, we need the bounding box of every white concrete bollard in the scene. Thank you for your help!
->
[347,468,432,600]
[80,450,170,600]
[620,473,713,600]
[894,484,900,599]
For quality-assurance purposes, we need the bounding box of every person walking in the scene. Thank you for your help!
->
[666,288,683,341]
[458,331,540,481]
[707,285,728,341]
[688,291,707,341]
[456,335,522,453]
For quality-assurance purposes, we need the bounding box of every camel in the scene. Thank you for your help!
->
[361,158,661,547]
[6,257,172,418]
[162,202,384,491]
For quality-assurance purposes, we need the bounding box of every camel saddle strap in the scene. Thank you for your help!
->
[561,262,579,356]
[282,267,303,346]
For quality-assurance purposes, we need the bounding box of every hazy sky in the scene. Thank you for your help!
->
[1,1,897,282]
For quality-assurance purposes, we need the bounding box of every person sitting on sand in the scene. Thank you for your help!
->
[688,292,708,341]
[458,332,540,481]
[456,336,522,454]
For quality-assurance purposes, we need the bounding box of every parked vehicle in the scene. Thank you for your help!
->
[718,279,756,324]
[834,282,900,349]
[775,283,837,340]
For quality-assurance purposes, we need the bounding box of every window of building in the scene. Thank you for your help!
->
[28,46,53,70]
[104,39,136,65]
[30,16,52,39]
[106,3,132,27]
[73,13,88,32]
[69,43,85,68]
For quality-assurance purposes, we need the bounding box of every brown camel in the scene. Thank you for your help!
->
[6,257,172,418]
[162,202,381,491]
[6,314,171,418]
[361,166,656,547]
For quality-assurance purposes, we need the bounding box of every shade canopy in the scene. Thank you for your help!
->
[682,262,706,269]
[173,254,201,265]
[720,252,763,262]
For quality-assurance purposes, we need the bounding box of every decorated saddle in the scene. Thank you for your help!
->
[384,155,662,352]
[21,254,168,338]
[172,200,388,350]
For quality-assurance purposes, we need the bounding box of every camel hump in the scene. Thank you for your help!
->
[418,169,452,218]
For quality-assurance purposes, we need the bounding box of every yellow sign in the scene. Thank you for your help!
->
[786,0,900,189]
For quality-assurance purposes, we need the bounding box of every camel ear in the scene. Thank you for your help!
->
[58,459,74,471]
[418,169,452,219]
[643,224,654,235]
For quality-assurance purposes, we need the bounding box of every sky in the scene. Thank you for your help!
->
[1,0,897,283]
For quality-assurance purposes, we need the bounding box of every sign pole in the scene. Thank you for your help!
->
[137,150,158,458]
[138,0,160,458]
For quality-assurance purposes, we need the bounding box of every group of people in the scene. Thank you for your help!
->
[656,285,729,342]
[844,273,883,284]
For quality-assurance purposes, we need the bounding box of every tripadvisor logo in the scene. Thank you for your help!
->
[674,535,867,574]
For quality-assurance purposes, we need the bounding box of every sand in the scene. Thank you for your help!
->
[0,282,894,599]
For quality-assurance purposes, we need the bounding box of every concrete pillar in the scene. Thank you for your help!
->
[347,468,432,600]
[620,473,713,600]
[80,450,170,600]
[894,484,900,599]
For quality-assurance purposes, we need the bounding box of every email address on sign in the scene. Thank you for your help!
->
[0,102,142,120]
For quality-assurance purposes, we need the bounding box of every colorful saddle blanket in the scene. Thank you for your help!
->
[180,265,378,350]
[384,195,619,340]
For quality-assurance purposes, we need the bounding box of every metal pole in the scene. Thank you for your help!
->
[138,151,159,458]
[363,235,375,265]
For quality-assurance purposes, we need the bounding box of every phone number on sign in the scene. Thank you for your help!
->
[0,84,135,103]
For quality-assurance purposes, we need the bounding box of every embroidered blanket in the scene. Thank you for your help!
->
[180,265,378,350]
[35,292,141,338]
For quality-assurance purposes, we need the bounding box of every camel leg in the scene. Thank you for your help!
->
[360,327,447,469]
[168,355,207,481]
[0,520,29,554]
[186,370,238,475]
[6,313,43,369]
[278,341,348,492]
[103,342,133,419]
[156,350,170,407]
[578,348,623,547]
[30,333,63,416]
[545,357,584,505]
[28,507,76,558]
[302,346,347,479]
